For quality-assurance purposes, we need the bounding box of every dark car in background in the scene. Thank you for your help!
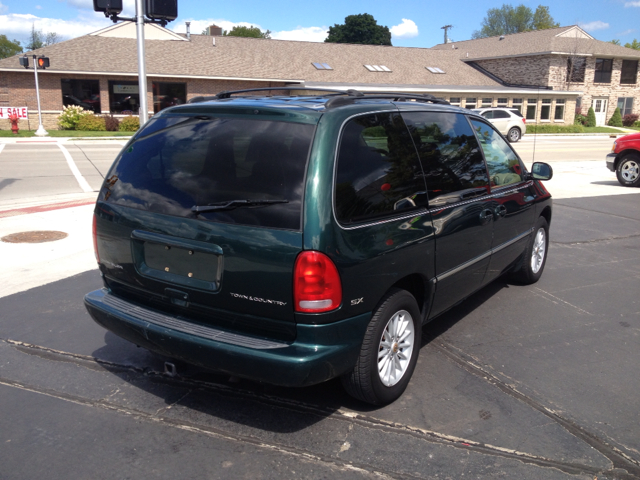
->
[85,89,553,405]
[607,132,640,187]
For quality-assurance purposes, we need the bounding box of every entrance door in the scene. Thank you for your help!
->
[592,98,609,126]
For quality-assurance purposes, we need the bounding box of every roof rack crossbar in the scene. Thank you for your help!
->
[324,93,450,109]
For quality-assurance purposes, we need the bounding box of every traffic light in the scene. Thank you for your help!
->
[145,0,177,22]
[19,56,29,68]
[37,56,50,69]
[93,0,123,15]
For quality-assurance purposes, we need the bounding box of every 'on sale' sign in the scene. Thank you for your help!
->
[0,107,29,119]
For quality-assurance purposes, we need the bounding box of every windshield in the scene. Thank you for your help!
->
[101,116,315,230]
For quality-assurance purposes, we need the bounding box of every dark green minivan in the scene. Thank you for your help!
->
[85,89,553,405]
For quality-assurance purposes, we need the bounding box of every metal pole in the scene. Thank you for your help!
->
[135,0,149,125]
[33,56,48,136]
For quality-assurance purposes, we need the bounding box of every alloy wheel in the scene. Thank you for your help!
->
[378,309,415,387]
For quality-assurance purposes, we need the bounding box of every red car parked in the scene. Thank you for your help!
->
[607,132,640,187]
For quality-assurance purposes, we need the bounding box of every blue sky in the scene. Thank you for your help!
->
[1,0,639,49]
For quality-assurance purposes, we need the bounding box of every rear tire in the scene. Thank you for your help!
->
[341,289,421,405]
[507,127,521,143]
[616,154,640,187]
[511,217,549,285]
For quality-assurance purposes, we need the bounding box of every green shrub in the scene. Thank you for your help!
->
[57,105,90,130]
[119,116,140,132]
[527,124,585,134]
[586,107,596,127]
[76,114,106,131]
[607,107,623,127]
[634,121,640,128]
[103,115,120,132]
[574,113,587,125]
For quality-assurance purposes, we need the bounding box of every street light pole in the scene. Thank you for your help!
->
[135,0,149,125]
[32,55,48,136]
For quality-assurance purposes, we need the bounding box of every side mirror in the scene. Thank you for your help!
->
[531,162,553,181]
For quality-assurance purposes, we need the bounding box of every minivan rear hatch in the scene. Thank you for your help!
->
[94,106,319,340]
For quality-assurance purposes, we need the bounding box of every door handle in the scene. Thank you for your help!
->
[494,205,507,219]
[479,209,493,225]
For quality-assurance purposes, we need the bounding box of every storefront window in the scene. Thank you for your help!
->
[554,99,565,120]
[109,80,140,114]
[61,79,100,113]
[540,99,551,120]
[526,99,537,121]
[152,82,187,113]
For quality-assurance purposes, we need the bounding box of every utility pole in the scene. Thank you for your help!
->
[135,0,148,124]
[441,25,453,44]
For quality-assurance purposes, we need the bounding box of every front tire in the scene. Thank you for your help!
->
[341,289,421,405]
[616,154,640,187]
[507,127,521,143]
[511,217,549,285]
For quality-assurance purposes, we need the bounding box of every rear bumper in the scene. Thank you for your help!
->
[606,153,617,172]
[84,289,370,387]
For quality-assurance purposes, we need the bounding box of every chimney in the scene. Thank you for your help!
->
[186,21,191,40]
[206,25,223,36]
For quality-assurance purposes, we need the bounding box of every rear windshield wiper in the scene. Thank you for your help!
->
[191,199,289,213]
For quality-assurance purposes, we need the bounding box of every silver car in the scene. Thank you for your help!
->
[472,107,527,143]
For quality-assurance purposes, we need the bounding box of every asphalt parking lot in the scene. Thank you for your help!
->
[0,137,639,479]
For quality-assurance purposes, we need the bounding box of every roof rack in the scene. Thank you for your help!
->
[186,87,450,108]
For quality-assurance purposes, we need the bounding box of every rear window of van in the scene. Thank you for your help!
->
[102,116,315,230]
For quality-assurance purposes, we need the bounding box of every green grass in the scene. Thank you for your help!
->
[0,130,133,137]
[526,124,623,134]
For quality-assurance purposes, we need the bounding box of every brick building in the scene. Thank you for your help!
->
[2,23,627,130]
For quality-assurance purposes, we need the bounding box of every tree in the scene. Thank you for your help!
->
[586,107,596,127]
[223,25,271,39]
[609,39,621,46]
[624,39,640,50]
[608,107,623,127]
[325,13,392,46]
[532,6,559,30]
[0,35,23,59]
[25,23,62,51]
[472,4,559,39]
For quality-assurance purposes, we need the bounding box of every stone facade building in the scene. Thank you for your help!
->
[433,26,640,126]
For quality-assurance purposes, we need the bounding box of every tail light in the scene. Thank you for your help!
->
[92,213,100,263]
[294,251,342,313]
[522,118,526,124]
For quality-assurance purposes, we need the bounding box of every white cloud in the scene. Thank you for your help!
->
[617,29,636,36]
[0,11,108,43]
[624,1,640,6]
[35,5,42,9]
[578,21,609,31]
[0,2,7,14]
[390,19,418,39]
[271,26,328,42]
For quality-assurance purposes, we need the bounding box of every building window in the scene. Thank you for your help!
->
[567,57,586,83]
[465,98,477,109]
[109,80,140,114]
[482,97,492,107]
[594,58,613,83]
[512,98,523,112]
[526,99,537,120]
[497,98,508,107]
[540,99,551,120]
[152,82,187,113]
[621,60,638,85]
[617,97,634,116]
[449,97,461,106]
[554,99,565,120]
[61,79,100,113]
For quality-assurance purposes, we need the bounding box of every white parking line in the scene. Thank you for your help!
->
[57,142,94,193]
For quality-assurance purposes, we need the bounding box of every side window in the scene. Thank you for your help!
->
[482,111,494,119]
[493,110,510,119]
[334,112,427,225]
[469,118,523,187]
[401,111,489,206]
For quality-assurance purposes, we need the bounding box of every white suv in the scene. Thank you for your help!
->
[472,107,527,143]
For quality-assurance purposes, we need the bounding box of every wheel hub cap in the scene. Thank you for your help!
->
[378,310,415,387]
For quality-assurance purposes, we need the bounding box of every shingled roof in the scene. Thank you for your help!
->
[0,22,504,88]
[431,25,640,61]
